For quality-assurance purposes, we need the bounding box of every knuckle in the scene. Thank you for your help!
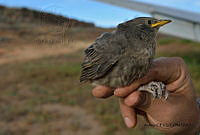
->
[124,98,133,106]
[172,57,185,65]
[92,89,106,98]
[125,94,139,106]
[172,57,188,72]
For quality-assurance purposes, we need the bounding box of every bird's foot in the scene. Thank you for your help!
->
[138,81,168,100]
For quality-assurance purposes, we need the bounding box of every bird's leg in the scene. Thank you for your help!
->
[138,81,168,100]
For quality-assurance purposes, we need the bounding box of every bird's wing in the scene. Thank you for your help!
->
[80,32,123,82]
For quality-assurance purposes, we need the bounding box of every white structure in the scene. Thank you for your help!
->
[93,0,200,42]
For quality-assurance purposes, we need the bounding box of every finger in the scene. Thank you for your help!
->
[114,70,156,97]
[153,57,185,84]
[166,65,188,92]
[119,99,137,128]
[92,85,113,98]
[124,91,142,107]
[124,91,151,111]
[114,81,140,97]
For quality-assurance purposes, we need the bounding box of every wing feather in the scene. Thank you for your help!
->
[80,32,123,82]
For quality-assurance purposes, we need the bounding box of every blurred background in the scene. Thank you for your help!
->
[0,0,200,135]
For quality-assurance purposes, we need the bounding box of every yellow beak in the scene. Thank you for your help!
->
[151,20,172,28]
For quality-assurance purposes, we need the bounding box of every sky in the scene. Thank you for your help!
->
[0,0,200,28]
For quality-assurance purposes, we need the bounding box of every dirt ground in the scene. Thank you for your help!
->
[0,104,104,135]
[0,40,91,65]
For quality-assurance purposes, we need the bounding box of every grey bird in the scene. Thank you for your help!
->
[80,17,171,99]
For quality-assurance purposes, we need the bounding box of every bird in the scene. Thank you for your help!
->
[80,17,171,99]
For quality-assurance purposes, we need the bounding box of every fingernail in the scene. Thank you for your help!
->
[124,117,133,128]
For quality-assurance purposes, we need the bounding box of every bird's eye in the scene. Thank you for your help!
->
[148,20,151,24]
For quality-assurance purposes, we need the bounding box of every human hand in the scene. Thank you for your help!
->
[92,57,200,135]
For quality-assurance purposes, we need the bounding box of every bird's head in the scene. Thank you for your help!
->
[118,17,171,33]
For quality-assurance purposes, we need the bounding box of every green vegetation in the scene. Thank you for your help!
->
[158,37,176,45]
[158,37,200,46]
